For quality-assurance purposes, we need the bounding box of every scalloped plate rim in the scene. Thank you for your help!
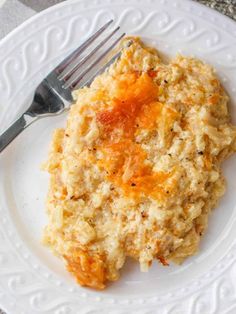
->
[0,0,236,313]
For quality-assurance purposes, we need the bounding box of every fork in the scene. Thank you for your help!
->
[0,20,126,153]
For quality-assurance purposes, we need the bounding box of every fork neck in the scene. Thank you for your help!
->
[0,113,37,153]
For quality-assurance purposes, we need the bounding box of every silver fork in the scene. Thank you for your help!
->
[0,20,126,153]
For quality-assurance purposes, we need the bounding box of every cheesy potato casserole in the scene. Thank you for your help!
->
[43,38,236,289]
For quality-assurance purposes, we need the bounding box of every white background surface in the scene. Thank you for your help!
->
[0,0,236,313]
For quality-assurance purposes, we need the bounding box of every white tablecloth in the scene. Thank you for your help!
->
[0,0,64,39]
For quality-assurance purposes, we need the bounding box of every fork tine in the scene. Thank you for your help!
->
[78,50,123,89]
[58,26,121,81]
[55,19,113,74]
[79,40,133,89]
[63,32,126,90]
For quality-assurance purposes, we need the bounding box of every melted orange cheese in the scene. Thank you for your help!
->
[64,249,106,290]
[96,72,158,139]
[99,140,172,199]
[96,72,174,198]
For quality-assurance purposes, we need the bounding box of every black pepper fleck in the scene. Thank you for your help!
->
[131,183,136,187]
[141,211,146,218]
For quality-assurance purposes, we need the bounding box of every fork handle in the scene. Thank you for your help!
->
[0,114,35,153]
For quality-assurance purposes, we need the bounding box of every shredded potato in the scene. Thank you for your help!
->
[43,38,236,289]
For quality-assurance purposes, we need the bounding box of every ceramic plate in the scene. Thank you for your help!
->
[0,0,236,313]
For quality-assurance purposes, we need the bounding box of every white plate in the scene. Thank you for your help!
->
[0,0,236,313]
